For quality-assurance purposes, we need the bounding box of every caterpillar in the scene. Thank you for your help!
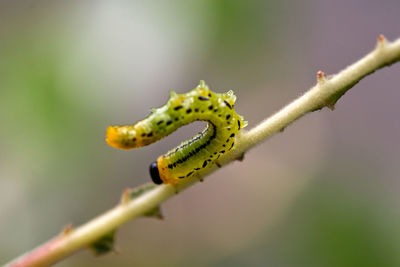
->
[106,81,247,185]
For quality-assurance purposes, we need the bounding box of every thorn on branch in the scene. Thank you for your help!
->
[236,153,245,162]
[89,230,117,256]
[317,71,327,84]
[376,34,387,50]
[113,246,121,254]
[155,210,164,220]
[326,103,336,111]
[61,224,74,236]
[144,206,164,219]
[120,188,132,205]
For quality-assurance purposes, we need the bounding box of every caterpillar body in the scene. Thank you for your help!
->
[106,81,247,184]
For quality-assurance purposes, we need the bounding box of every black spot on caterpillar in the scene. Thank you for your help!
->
[106,81,247,184]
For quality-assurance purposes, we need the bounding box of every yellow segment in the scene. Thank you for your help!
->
[157,156,179,184]
[105,126,125,149]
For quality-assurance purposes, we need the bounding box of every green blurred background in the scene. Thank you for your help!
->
[1,1,400,266]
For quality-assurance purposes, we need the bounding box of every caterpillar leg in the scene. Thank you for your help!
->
[215,161,222,168]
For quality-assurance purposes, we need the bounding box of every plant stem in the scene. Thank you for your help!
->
[5,35,400,267]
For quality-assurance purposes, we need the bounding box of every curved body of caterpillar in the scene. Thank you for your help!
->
[106,81,247,184]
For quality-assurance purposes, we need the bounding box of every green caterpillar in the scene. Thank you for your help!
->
[106,81,247,184]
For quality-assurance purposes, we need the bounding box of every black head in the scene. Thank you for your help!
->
[149,161,163,184]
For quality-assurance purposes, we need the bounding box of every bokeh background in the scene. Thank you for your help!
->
[1,1,400,266]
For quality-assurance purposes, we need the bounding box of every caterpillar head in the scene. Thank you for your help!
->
[149,161,162,184]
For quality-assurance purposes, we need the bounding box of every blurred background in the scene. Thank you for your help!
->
[1,1,400,266]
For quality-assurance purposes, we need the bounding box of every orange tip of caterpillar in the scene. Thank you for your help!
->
[106,126,128,149]
[106,126,140,149]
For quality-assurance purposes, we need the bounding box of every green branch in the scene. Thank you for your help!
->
[5,35,400,267]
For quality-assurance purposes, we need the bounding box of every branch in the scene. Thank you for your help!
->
[5,35,400,267]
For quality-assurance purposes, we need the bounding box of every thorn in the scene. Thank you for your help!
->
[156,210,164,220]
[61,224,74,236]
[151,108,157,114]
[317,71,327,84]
[327,103,336,111]
[120,188,132,205]
[199,80,206,88]
[236,153,245,162]
[376,34,387,50]
[113,246,121,254]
